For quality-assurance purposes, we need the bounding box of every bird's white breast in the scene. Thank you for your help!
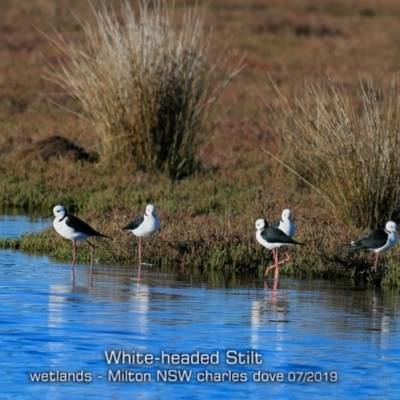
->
[53,218,89,242]
[373,231,398,253]
[279,220,296,238]
[132,215,160,237]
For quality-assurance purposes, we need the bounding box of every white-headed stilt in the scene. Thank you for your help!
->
[255,218,304,285]
[271,208,296,264]
[345,221,398,271]
[44,205,111,285]
[271,208,296,237]
[122,204,160,276]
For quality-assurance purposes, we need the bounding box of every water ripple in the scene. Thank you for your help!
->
[1,217,400,398]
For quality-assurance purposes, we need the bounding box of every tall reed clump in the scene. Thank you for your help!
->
[46,0,240,179]
[262,78,400,230]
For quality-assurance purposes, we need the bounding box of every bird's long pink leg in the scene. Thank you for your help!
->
[71,241,77,270]
[264,250,291,276]
[272,277,278,291]
[279,252,291,265]
[374,253,380,272]
[273,248,280,282]
[89,242,94,286]
[264,249,276,289]
[283,252,291,262]
[265,249,277,276]
[137,237,142,278]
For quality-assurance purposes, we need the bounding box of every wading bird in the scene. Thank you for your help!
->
[255,218,304,284]
[271,208,296,238]
[44,205,111,284]
[345,221,398,271]
[122,204,160,276]
[271,208,296,263]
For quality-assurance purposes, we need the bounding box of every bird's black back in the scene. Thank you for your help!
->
[66,215,110,239]
[348,228,388,250]
[122,214,144,230]
[261,226,304,245]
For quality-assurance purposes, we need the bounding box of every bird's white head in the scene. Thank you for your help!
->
[385,221,398,233]
[145,204,156,216]
[53,205,67,219]
[281,208,293,221]
[255,219,267,230]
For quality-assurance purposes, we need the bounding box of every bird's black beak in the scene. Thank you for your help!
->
[42,213,53,220]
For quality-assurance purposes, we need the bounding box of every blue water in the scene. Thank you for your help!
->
[0,210,52,239]
[1,216,400,399]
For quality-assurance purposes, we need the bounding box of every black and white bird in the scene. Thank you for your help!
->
[271,208,296,238]
[271,208,297,264]
[345,221,398,271]
[255,218,304,282]
[122,204,160,274]
[44,205,111,281]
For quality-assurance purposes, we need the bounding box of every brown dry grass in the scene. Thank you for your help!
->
[3,0,400,154]
[262,78,400,230]
[2,0,400,284]
[44,1,243,178]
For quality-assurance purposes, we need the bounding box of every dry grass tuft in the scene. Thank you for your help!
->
[263,78,400,230]
[45,0,242,179]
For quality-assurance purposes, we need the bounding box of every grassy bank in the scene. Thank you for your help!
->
[2,0,400,286]
[2,187,400,287]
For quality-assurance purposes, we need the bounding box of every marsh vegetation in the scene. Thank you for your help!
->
[2,0,400,286]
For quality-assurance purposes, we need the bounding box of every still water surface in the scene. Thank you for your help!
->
[1,214,400,399]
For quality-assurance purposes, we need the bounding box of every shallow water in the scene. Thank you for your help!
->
[1,216,400,398]
[0,209,51,239]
